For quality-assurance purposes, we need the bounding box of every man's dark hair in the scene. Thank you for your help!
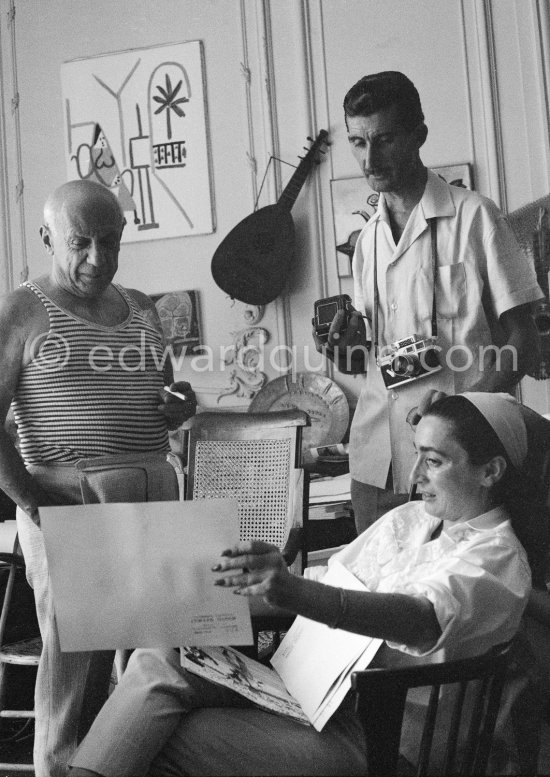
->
[343,71,424,132]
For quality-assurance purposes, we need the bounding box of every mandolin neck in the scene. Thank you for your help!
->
[279,164,315,211]
[278,129,328,212]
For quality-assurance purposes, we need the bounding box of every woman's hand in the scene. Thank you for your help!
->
[212,540,291,605]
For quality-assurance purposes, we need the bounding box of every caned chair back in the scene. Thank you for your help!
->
[186,409,309,568]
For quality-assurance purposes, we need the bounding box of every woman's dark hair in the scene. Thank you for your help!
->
[423,395,550,586]
[343,71,425,132]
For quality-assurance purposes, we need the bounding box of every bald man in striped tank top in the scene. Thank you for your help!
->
[0,180,197,777]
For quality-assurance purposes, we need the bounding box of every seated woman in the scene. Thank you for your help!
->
[70,392,548,777]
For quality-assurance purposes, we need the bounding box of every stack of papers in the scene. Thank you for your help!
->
[309,501,352,521]
[309,442,349,462]
[309,473,352,505]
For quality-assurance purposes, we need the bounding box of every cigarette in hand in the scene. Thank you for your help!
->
[164,385,188,401]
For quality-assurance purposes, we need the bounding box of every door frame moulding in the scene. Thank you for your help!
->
[462,0,506,209]
[213,0,290,404]
[0,0,27,292]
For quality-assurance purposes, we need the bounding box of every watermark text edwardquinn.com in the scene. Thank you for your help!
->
[28,331,518,378]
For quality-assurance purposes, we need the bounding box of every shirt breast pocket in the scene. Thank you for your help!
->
[436,263,466,320]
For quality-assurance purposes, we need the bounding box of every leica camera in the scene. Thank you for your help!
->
[378,334,441,389]
[312,294,355,344]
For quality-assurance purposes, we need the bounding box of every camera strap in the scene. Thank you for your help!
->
[373,217,438,362]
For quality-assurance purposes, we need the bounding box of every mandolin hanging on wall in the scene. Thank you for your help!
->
[211,130,329,305]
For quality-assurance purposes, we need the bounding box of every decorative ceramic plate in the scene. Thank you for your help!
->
[249,372,349,452]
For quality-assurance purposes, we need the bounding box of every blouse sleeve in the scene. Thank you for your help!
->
[386,534,531,658]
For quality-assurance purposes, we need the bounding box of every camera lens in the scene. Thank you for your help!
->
[423,349,440,368]
[391,354,420,377]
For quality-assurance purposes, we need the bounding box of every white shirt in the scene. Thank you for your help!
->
[349,170,542,490]
[307,500,531,661]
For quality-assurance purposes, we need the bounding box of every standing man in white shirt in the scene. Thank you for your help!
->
[316,71,542,534]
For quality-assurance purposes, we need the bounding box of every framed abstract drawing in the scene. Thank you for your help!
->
[61,40,214,242]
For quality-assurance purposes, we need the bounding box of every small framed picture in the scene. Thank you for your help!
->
[330,176,377,277]
[434,164,473,190]
[150,289,203,356]
[330,164,473,276]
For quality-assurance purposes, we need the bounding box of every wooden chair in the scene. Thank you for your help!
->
[351,641,512,777]
[0,536,40,773]
[516,406,550,631]
[300,403,550,776]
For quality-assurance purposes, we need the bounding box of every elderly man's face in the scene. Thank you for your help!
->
[43,196,124,298]
[347,103,424,196]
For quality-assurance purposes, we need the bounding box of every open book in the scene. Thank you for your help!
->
[181,561,382,731]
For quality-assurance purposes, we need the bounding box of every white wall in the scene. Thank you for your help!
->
[1,0,550,417]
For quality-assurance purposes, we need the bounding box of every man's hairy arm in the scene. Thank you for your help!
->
[0,290,54,525]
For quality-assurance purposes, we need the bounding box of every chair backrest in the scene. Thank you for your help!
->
[351,641,512,777]
[186,409,309,568]
[520,405,550,499]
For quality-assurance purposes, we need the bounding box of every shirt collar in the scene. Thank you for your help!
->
[375,168,455,234]
[419,169,456,219]
[445,505,510,535]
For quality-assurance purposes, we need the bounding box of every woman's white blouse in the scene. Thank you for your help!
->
[306,500,531,660]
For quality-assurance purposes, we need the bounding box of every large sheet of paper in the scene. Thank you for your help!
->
[40,499,253,651]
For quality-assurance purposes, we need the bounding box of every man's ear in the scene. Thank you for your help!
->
[414,122,428,149]
[481,455,507,488]
[40,225,53,254]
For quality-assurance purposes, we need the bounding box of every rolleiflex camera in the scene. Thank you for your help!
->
[312,294,354,344]
[378,334,441,389]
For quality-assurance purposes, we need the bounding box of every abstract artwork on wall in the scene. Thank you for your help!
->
[61,40,214,242]
[331,164,473,277]
[150,289,203,357]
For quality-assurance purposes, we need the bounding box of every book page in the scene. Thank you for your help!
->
[40,499,253,650]
[271,561,382,730]
[180,646,310,725]
[310,637,382,730]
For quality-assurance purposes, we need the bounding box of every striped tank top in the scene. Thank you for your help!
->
[12,281,169,464]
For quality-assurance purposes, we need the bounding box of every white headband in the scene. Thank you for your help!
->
[461,392,528,469]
